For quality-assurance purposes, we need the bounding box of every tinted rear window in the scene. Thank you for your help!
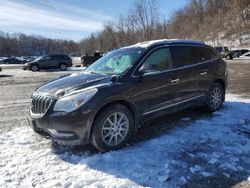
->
[171,46,218,68]
[61,55,71,59]
[191,46,218,63]
[171,46,193,68]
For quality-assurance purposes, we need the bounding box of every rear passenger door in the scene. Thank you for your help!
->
[191,46,219,95]
[49,56,59,68]
[170,46,205,103]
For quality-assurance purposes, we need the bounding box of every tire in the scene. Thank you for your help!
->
[59,63,67,71]
[91,104,134,151]
[205,83,224,112]
[31,64,39,72]
[226,55,232,60]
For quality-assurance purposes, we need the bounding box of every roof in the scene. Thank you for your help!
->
[126,39,205,49]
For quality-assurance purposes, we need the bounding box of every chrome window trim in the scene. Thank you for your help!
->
[143,94,205,115]
[132,44,219,78]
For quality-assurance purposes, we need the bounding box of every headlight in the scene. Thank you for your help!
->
[53,88,98,112]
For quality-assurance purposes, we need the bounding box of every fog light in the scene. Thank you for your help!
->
[48,129,75,137]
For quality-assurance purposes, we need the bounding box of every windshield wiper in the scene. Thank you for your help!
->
[87,71,111,76]
[89,71,98,74]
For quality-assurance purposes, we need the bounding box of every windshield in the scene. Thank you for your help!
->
[86,47,145,75]
[35,56,45,61]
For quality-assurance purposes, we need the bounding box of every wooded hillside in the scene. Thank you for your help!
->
[0,32,80,56]
[79,0,250,54]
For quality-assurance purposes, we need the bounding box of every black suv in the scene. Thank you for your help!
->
[28,39,227,151]
[24,54,72,71]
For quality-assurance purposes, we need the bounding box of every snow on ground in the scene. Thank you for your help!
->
[233,57,250,61]
[0,94,250,187]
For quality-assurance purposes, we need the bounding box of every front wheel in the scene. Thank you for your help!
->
[31,64,39,72]
[205,83,224,112]
[91,104,134,151]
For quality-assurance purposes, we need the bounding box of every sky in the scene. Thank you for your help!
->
[0,0,188,41]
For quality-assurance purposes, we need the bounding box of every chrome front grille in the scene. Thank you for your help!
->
[31,94,52,117]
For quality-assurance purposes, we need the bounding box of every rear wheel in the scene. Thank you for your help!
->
[91,104,134,151]
[59,63,67,71]
[205,83,224,112]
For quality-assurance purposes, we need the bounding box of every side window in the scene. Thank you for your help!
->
[50,56,58,60]
[246,54,250,57]
[203,48,218,60]
[192,47,218,63]
[140,48,173,73]
[171,46,193,68]
[63,55,70,60]
[43,56,51,61]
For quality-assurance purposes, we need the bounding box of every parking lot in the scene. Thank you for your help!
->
[0,60,250,187]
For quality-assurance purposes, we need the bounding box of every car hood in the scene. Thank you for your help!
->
[35,72,113,98]
[28,60,37,64]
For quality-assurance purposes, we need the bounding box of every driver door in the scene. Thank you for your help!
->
[41,56,54,69]
[132,47,180,116]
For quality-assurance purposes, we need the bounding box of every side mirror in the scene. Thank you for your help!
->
[139,63,158,74]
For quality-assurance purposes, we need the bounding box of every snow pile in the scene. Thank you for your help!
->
[0,94,250,187]
[71,57,81,62]
[68,67,86,71]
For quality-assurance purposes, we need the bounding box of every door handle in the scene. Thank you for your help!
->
[200,71,207,76]
[171,78,180,84]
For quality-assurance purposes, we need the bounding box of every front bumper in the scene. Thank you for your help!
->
[28,107,96,146]
[23,65,29,70]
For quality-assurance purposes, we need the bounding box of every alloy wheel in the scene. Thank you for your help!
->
[60,64,67,71]
[210,87,222,110]
[101,112,129,146]
[31,65,38,72]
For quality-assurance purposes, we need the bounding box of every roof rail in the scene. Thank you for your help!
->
[128,39,205,48]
